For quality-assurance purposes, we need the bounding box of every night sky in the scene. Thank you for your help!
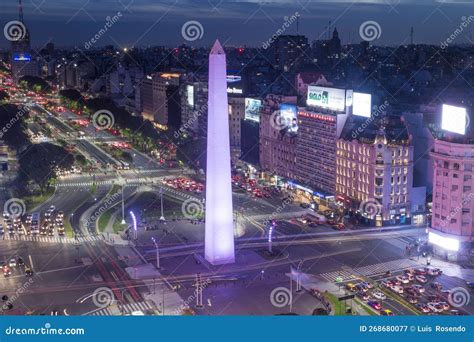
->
[0,0,473,49]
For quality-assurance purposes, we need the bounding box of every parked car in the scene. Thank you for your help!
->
[431,282,443,291]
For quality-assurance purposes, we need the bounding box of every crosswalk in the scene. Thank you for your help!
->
[0,233,104,244]
[57,181,114,187]
[90,300,155,316]
[319,258,421,282]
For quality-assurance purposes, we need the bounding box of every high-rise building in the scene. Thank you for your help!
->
[270,35,309,72]
[295,107,348,199]
[140,72,181,128]
[11,0,38,84]
[430,139,474,258]
[259,95,298,185]
[205,40,235,265]
[336,117,414,226]
[228,96,245,162]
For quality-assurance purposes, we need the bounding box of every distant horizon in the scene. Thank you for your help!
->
[1,0,473,49]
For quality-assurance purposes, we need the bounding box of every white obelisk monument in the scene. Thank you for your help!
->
[204,40,235,265]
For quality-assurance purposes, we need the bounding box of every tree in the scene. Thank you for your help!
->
[0,90,9,104]
[0,104,30,150]
[18,143,74,193]
[18,76,50,93]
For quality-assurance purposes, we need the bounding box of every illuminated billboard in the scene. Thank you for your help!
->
[307,86,346,112]
[186,85,194,107]
[13,53,31,62]
[442,104,467,135]
[428,231,459,252]
[280,103,298,132]
[244,98,262,122]
[352,92,372,118]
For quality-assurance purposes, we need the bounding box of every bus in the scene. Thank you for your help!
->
[30,212,40,235]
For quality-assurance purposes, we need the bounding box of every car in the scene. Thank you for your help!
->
[380,280,393,288]
[17,257,24,266]
[49,205,55,211]
[346,283,357,292]
[367,300,382,310]
[356,284,368,293]
[404,269,415,275]
[2,265,11,277]
[391,285,404,294]
[381,309,394,316]
[25,267,33,277]
[438,301,450,311]
[356,291,370,301]
[362,282,374,289]
[3,212,10,219]
[426,267,442,276]
[406,296,418,304]
[412,285,425,294]
[466,281,474,290]
[396,275,410,284]
[415,275,427,283]
[431,282,443,291]
[427,302,443,313]
[372,291,386,300]
[415,268,427,275]
[415,303,431,313]
[8,258,16,268]
[405,287,418,297]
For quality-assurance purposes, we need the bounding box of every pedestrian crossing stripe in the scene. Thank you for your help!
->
[90,300,154,316]
[319,258,421,282]
[0,233,104,244]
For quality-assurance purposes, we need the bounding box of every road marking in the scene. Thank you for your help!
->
[28,254,34,270]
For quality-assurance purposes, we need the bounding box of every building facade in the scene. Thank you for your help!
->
[430,139,474,258]
[336,128,414,226]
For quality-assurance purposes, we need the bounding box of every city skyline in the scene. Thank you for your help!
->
[0,0,474,48]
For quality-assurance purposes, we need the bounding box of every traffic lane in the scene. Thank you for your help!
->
[0,241,106,315]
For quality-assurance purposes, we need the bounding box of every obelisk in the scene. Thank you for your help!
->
[204,40,235,265]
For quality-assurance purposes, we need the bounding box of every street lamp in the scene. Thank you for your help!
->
[159,187,165,221]
[129,210,137,240]
[151,237,160,269]
[268,220,275,254]
[121,185,126,224]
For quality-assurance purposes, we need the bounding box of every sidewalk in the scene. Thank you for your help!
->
[113,245,186,315]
